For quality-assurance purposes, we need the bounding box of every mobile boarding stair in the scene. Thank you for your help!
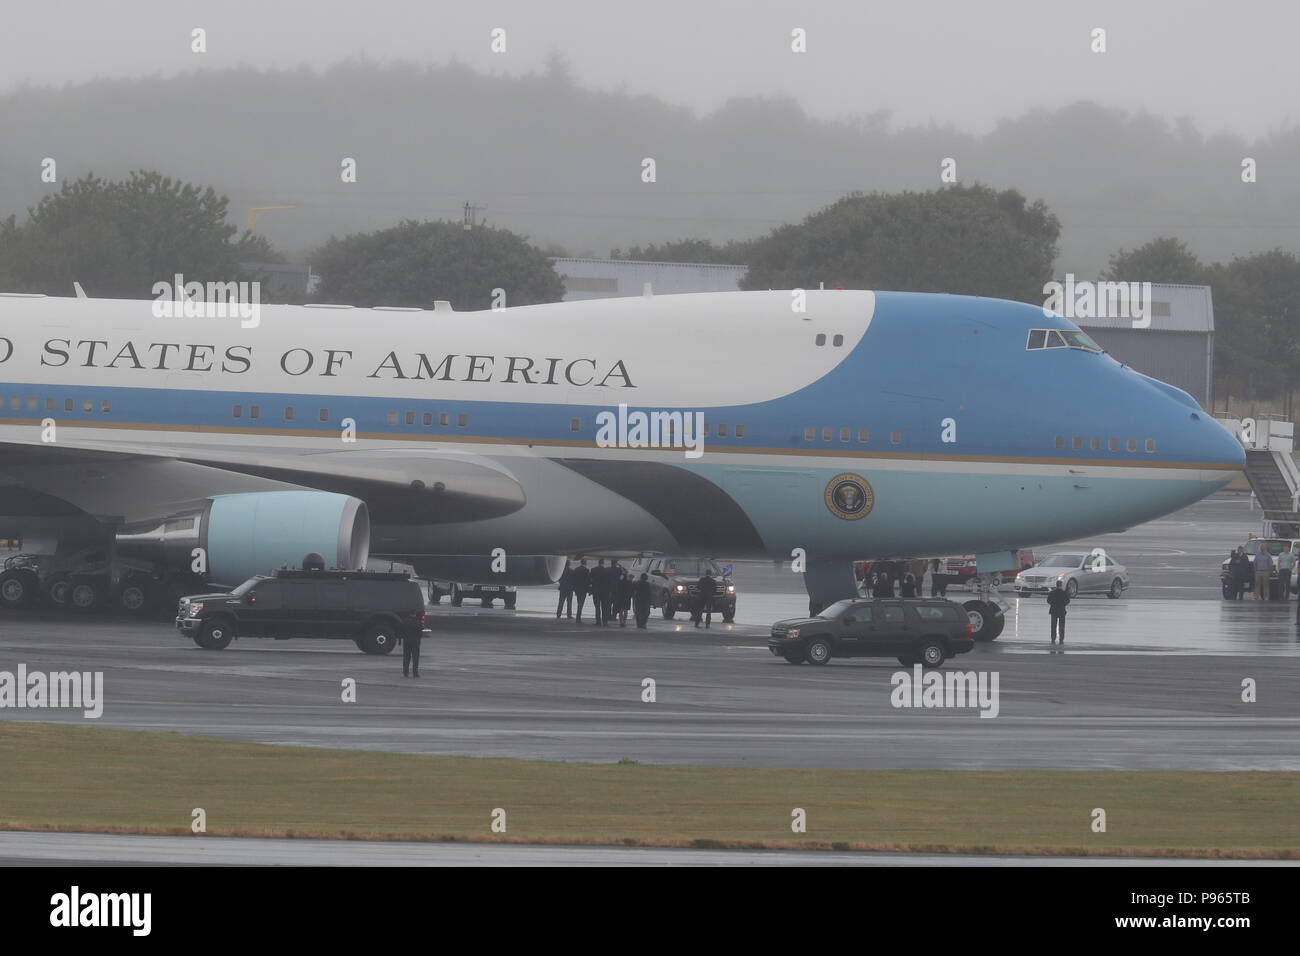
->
[1217,417,1300,538]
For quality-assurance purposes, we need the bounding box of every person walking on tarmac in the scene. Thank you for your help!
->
[1254,547,1274,601]
[605,561,623,623]
[1047,580,1070,643]
[694,570,719,627]
[633,573,652,628]
[572,559,591,622]
[402,625,423,677]
[556,560,575,619]
[590,558,609,625]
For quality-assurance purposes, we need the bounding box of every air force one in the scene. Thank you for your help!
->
[0,288,1243,634]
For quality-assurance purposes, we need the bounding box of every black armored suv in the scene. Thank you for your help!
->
[176,567,428,654]
[627,556,737,622]
[768,598,974,667]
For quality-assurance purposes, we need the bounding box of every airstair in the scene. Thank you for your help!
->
[1218,418,1300,538]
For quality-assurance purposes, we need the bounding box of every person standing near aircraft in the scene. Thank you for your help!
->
[1278,546,1295,602]
[615,569,634,626]
[556,560,575,619]
[402,623,423,677]
[591,558,609,625]
[1047,580,1069,643]
[633,573,652,628]
[872,570,894,598]
[1254,547,1274,601]
[695,570,718,627]
[572,559,591,622]
[900,569,918,598]
[1229,547,1250,600]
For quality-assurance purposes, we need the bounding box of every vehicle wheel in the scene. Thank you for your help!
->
[722,607,735,623]
[662,598,676,620]
[361,621,399,655]
[69,580,101,612]
[117,578,153,614]
[918,641,945,668]
[1107,578,1123,599]
[0,570,38,608]
[197,618,234,650]
[44,574,71,608]
[450,584,463,607]
[783,651,805,664]
[504,593,517,609]
[805,638,832,665]
[1065,578,1078,599]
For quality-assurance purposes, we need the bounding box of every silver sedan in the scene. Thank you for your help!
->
[1013,551,1130,599]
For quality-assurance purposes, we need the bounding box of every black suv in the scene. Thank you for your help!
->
[176,568,428,654]
[768,598,973,667]
[627,556,737,622]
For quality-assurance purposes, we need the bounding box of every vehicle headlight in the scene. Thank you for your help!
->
[727,585,735,593]
[190,603,204,614]
[787,628,800,639]
[675,584,685,592]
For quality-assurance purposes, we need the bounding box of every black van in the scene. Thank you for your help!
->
[176,568,428,654]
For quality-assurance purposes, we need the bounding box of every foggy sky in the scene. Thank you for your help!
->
[4,0,1296,139]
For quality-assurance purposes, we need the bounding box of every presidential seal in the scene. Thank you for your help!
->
[824,473,874,520]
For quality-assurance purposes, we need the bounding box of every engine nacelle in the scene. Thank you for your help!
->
[117,491,370,587]
[411,555,565,586]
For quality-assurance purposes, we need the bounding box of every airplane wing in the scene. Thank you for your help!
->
[0,437,526,526]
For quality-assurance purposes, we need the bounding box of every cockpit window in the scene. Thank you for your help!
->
[1026,329,1103,353]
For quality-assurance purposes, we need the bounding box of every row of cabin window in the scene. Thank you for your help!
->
[804,426,898,444]
[388,410,468,427]
[229,405,471,427]
[1056,435,1157,453]
[8,396,110,413]
[567,418,747,437]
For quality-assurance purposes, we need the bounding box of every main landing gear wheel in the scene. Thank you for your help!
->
[0,570,38,608]
[44,575,71,609]
[117,578,153,614]
[69,581,101,613]
[450,584,464,607]
[963,600,1004,641]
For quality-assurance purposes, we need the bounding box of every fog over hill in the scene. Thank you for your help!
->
[2,60,1297,276]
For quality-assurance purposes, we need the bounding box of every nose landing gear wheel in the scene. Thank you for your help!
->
[963,600,1004,641]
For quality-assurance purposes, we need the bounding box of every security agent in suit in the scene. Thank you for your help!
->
[571,560,591,621]
[556,561,575,618]
[1047,580,1070,643]
[402,626,423,677]
[590,558,609,625]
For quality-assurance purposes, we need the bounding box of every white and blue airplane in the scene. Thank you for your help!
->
[0,289,1243,635]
